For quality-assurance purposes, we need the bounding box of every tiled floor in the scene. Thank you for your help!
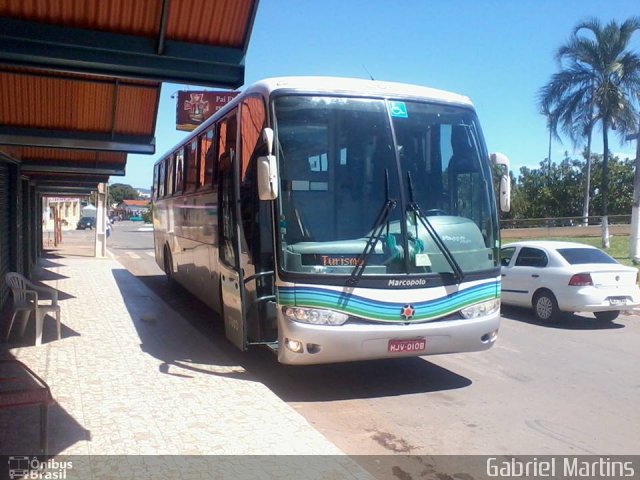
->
[0,248,370,478]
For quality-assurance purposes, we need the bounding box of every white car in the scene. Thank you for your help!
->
[500,241,640,322]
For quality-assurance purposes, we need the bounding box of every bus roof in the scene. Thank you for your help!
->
[245,76,474,107]
[154,76,475,165]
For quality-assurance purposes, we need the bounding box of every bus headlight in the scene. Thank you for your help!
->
[283,307,348,326]
[460,299,500,319]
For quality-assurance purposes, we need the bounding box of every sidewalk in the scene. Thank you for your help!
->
[0,242,370,478]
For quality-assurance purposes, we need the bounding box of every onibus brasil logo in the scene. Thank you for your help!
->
[8,456,72,479]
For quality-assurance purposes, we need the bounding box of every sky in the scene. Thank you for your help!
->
[122,0,640,189]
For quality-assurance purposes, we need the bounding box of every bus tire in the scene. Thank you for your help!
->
[164,246,175,287]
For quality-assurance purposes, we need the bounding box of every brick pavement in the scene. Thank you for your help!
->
[0,240,372,479]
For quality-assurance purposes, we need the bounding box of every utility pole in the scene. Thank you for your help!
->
[628,128,640,264]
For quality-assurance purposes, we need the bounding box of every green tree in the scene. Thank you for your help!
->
[510,155,584,220]
[507,153,634,222]
[588,153,635,216]
[538,17,640,247]
[109,183,140,205]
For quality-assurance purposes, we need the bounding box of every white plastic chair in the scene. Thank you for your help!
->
[5,272,61,346]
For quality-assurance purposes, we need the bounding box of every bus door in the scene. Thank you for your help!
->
[217,112,247,350]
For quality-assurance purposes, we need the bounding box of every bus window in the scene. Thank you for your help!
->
[199,127,215,188]
[218,112,238,267]
[158,160,166,198]
[166,154,175,196]
[174,148,184,194]
[152,164,159,200]
[240,95,266,180]
[185,139,198,192]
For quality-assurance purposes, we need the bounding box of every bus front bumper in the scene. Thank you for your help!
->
[276,313,501,365]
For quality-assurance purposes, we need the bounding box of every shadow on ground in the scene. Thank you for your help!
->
[114,269,472,403]
[501,305,625,330]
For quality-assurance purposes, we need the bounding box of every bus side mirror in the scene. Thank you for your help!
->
[258,154,278,200]
[258,128,278,200]
[263,127,274,155]
[491,152,511,212]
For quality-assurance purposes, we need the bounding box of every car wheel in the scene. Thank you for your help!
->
[533,290,560,323]
[594,310,619,322]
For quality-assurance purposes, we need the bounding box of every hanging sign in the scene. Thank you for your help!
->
[176,90,239,131]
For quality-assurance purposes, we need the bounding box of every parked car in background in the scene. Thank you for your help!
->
[76,217,95,230]
[501,241,640,323]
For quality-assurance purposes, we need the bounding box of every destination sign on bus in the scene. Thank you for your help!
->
[301,254,385,266]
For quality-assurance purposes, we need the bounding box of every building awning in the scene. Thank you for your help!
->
[0,0,258,195]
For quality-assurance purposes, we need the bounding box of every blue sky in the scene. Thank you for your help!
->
[123,0,639,189]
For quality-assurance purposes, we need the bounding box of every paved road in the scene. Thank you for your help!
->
[104,223,640,462]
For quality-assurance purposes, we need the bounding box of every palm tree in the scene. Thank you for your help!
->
[539,17,640,247]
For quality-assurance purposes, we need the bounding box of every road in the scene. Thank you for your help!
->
[105,222,640,463]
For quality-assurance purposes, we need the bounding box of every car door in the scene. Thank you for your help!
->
[502,246,548,307]
[500,246,517,304]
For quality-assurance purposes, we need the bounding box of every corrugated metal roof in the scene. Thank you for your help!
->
[166,0,254,47]
[0,0,160,36]
[0,0,255,47]
[115,84,159,135]
[0,68,159,135]
[0,0,258,192]
[5,146,125,166]
[120,199,151,206]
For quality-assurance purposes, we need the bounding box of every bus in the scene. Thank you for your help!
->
[152,77,511,365]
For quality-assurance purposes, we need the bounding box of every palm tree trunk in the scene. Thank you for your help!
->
[629,126,640,263]
[601,119,610,249]
[582,130,593,226]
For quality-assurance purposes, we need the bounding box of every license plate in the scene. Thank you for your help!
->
[609,297,628,306]
[388,338,426,353]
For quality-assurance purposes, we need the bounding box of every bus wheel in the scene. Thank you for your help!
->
[164,247,175,286]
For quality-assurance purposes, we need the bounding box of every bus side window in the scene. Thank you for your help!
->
[158,160,165,198]
[152,164,159,200]
[185,140,198,192]
[217,112,238,268]
[166,155,174,196]
[240,95,268,263]
[174,148,185,194]
[199,127,215,188]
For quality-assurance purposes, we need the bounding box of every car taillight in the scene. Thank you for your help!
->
[569,273,593,286]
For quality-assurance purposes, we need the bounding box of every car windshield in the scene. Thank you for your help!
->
[557,247,618,265]
[273,95,498,279]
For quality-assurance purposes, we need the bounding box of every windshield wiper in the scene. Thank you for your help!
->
[348,169,396,286]
[407,173,463,282]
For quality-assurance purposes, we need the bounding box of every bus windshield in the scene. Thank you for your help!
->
[274,95,498,279]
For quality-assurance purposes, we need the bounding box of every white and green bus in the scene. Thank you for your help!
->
[152,77,510,365]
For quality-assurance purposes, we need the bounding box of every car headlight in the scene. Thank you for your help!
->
[283,307,348,326]
[460,299,500,319]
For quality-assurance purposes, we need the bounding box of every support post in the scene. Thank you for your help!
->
[95,183,108,258]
